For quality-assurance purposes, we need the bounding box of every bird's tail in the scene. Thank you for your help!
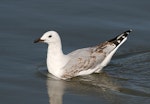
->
[108,29,132,46]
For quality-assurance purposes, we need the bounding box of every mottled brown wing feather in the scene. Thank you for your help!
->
[62,42,116,79]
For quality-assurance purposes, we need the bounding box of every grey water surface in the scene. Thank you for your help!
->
[0,0,150,104]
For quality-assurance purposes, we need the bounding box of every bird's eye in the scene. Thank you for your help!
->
[49,35,52,38]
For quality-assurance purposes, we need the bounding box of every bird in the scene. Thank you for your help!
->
[34,29,132,79]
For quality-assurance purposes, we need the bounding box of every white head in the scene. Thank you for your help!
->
[34,31,61,44]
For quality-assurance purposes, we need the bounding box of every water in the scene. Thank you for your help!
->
[0,0,150,104]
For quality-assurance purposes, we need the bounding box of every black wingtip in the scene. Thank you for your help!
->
[126,29,132,33]
[123,29,132,36]
[108,29,132,46]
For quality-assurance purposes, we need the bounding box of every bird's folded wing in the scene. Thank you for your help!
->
[62,41,116,78]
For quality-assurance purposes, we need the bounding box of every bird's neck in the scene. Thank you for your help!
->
[46,41,68,77]
[47,42,64,57]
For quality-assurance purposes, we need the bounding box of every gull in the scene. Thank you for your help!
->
[34,29,132,79]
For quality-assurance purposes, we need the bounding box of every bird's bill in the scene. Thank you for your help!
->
[34,38,44,43]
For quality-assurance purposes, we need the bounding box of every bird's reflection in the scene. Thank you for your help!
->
[46,72,122,104]
[47,78,65,104]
